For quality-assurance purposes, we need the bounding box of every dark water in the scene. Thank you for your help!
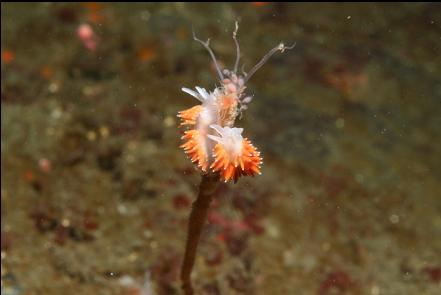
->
[2,3,440,295]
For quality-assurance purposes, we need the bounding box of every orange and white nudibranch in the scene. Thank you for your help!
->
[208,125,262,182]
[178,86,219,172]
[177,21,294,182]
[178,86,262,182]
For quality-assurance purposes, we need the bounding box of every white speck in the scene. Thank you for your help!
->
[118,204,128,215]
[143,230,153,239]
[61,218,71,227]
[347,16,351,20]
[264,220,280,238]
[140,10,151,21]
[335,118,345,129]
[371,285,380,295]
[283,250,295,266]
[51,108,63,119]
[164,116,175,127]
[48,82,59,93]
[389,214,399,224]
[119,275,136,286]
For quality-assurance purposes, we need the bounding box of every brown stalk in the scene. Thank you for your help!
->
[181,174,220,295]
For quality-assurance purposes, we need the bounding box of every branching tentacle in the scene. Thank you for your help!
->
[232,21,241,74]
[192,28,224,81]
[243,42,296,84]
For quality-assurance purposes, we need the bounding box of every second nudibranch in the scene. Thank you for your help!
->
[178,85,262,183]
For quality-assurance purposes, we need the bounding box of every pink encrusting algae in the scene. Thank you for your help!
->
[178,22,294,295]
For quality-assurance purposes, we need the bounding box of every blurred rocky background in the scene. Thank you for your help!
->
[2,3,440,295]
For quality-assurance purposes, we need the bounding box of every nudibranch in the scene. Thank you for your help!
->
[178,22,294,182]
[208,125,262,182]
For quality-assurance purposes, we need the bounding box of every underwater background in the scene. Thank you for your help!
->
[1,3,440,295]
